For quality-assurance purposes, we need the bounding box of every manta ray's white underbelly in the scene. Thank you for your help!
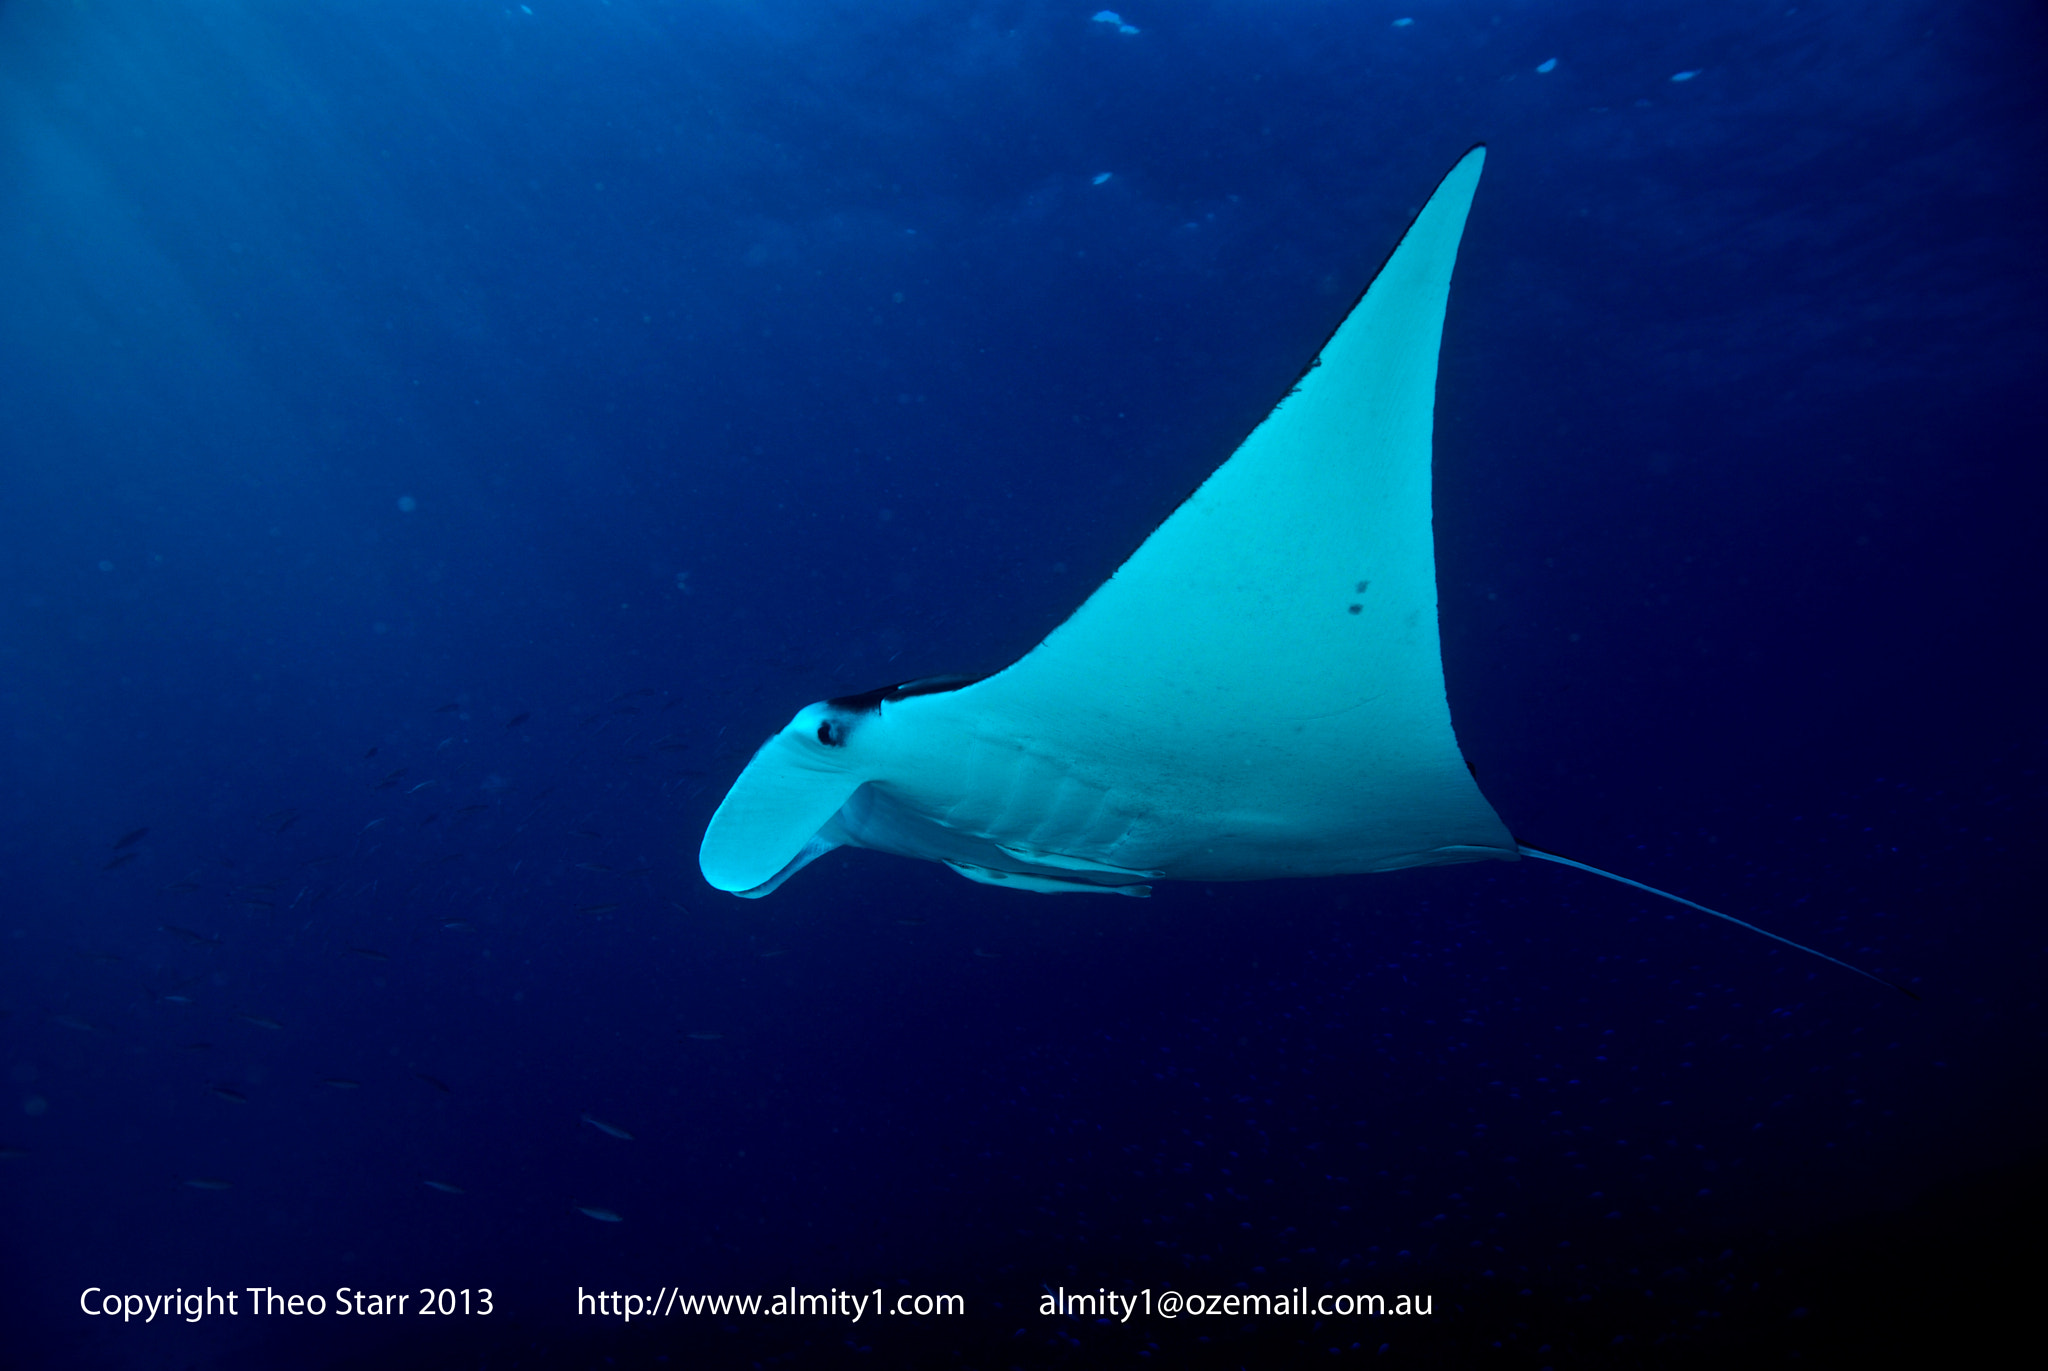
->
[833,725,1514,892]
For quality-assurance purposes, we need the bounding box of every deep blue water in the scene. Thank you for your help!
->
[3,2,2043,1367]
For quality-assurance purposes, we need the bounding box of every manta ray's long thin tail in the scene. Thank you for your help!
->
[1516,843,1917,999]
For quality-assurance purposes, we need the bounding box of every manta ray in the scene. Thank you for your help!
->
[700,147,1908,996]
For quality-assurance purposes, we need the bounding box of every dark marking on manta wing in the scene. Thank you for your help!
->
[826,674,989,716]
[817,674,990,747]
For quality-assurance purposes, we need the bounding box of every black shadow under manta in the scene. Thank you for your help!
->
[698,148,1909,997]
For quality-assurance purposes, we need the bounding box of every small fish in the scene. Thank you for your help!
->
[183,1178,233,1191]
[113,827,150,850]
[102,853,136,871]
[581,1114,633,1141]
[362,818,386,831]
[973,949,1001,959]
[686,1031,722,1041]
[181,1042,213,1052]
[159,881,200,893]
[265,809,301,833]
[211,1085,247,1103]
[759,949,786,959]
[571,828,603,839]
[609,687,656,702]
[618,866,653,876]
[407,780,438,794]
[0,1146,29,1160]
[155,993,194,1006]
[422,1180,464,1194]
[51,1014,94,1032]
[420,813,439,826]
[161,924,220,945]
[72,949,122,963]
[456,804,491,815]
[238,1014,284,1031]
[439,920,475,932]
[506,713,530,728]
[347,946,390,961]
[236,884,278,895]
[322,1078,361,1089]
[435,701,461,713]
[577,903,620,916]
[895,917,926,927]
[364,746,379,758]
[375,769,407,789]
[415,1072,453,1094]
[576,862,613,873]
[575,1206,623,1223]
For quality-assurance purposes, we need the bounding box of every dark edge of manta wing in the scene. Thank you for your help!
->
[1516,842,1920,1000]
[1269,141,1490,407]
[1128,142,1490,563]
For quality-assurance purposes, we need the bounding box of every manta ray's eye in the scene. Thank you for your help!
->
[815,720,844,747]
